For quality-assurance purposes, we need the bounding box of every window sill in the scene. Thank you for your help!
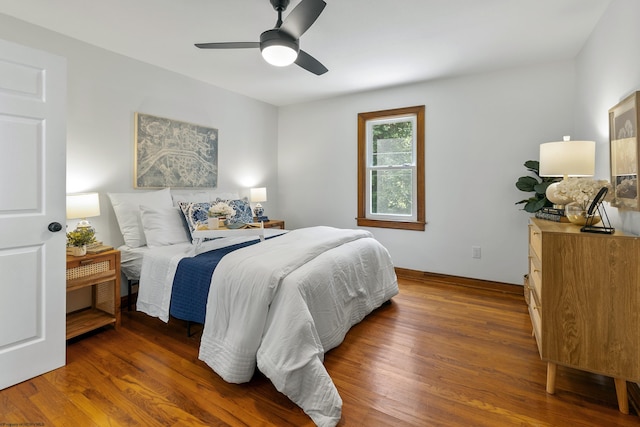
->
[356,218,426,231]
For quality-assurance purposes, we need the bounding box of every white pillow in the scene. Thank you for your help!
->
[140,205,190,247]
[108,188,173,247]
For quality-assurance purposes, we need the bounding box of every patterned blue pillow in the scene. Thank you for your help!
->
[216,197,253,224]
[178,201,211,238]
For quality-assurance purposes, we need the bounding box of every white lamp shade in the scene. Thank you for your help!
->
[539,140,595,177]
[250,187,267,203]
[67,192,101,219]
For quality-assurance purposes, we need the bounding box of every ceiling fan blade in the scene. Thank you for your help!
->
[279,0,326,39]
[295,50,328,75]
[195,42,260,49]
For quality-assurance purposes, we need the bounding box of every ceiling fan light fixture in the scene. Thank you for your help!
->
[260,29,299,67]
[262,44,298,66]
[195,0,328,75]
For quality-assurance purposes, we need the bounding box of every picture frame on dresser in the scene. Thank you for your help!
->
[609,91,640,210]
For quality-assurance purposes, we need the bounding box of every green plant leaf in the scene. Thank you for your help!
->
[515,160,557,213]
[524,197,547,212]
[516,176,538,192]
[524,160,539,173]
[533,181,552,195]
[66,227,96,246]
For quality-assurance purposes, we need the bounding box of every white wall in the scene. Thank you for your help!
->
[278,62,576,285]
[4,0,632,289]
[574,0,640,234]
[0,14,279,249]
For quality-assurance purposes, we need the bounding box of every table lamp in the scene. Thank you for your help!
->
[67,192,101,230]
[250,187,268,222]
[539,136,595,206]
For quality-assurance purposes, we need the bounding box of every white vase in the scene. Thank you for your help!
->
[70,245,87,256]
[208,217,219,229]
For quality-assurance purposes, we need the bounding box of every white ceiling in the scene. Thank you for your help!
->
[0,0,612,106]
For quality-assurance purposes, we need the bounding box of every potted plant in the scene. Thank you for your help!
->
[515,160,559,213]
[66,227,96,256]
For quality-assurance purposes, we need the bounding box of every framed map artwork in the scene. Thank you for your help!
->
[609,92,640,210]
[134,112,218,188]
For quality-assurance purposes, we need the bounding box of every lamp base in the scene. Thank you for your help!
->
[76,218,93,228]
[545,182,572,206]
[256,216,269,222]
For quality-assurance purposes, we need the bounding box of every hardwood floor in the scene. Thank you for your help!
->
[1,278,638,426]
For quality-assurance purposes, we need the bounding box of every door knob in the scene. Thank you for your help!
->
[48,222,63,232]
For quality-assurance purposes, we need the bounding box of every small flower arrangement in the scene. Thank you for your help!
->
[208,202,235,218]
[553,177,612,209]
[66,227,96,247]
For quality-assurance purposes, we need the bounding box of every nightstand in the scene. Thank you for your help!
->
[256,219,285,229]
[66,249,121,339]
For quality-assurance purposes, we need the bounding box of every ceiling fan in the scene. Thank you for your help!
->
[195,0,328,75]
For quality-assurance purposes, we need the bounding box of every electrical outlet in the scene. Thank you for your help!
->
[472,246,481,259]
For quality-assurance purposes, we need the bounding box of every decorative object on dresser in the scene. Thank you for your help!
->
[564,201,598,225]
[609,91,640,210]
[66,249,121,340]
[580,186,615,234]
[134,112,218,189]
[534,206,568,222]
[552,178,612,226]
[539,136,596,207]
[250,187,269,221]
[526,218,639,414]
[515,160,560,213]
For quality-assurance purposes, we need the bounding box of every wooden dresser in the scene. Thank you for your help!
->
[526,217,640,414]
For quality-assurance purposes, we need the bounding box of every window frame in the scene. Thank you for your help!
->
[357,105,426,231]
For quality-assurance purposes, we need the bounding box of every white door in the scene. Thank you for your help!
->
[0,38,67,389]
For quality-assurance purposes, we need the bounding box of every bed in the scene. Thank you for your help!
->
[108,189,399,427]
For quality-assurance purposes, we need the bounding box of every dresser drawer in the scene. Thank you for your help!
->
[529,291,542,355]
[529,224,542,260]
[67,258,112,283]
[529,247,542,300]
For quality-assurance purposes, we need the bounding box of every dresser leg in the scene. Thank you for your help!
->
[614,378,629,414]
[546,362,557,394]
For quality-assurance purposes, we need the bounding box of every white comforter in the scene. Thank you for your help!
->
[136,230,287,322]
[198,226,398,427]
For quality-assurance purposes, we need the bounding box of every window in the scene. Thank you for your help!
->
[357,105,425,230]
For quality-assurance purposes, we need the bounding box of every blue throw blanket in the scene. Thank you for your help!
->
[170,240,259,324]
